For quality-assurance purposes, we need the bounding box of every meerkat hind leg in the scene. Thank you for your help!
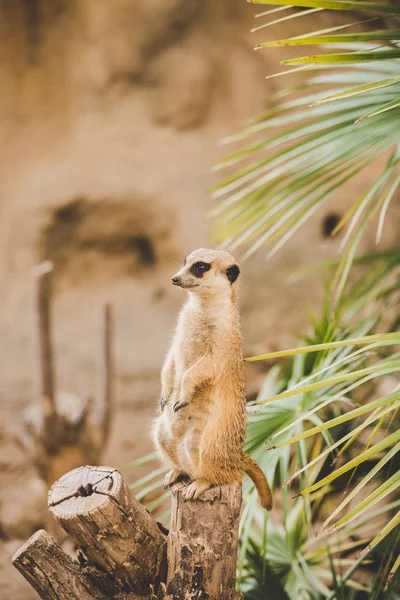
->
[184,479,213,501]
[164,469,190,489]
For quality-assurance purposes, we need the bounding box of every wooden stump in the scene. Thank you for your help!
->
[165,483,242,600]
[48,466,167,597]
[13,467,244,600]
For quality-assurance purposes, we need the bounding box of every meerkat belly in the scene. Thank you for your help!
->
[155,402,208,473]
[196,382,247,483]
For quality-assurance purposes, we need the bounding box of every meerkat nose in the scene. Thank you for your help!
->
[172,277,181,286]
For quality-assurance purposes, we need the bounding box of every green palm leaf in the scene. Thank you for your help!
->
[357,96,400,120]
[361,511,400,556]
[258,32,400,47]
[246,332,400,362]
[283,50,400,65]
[331,471,400,530]
[267,390,400,446]
[311,77,400,104]
[248,1,400,12]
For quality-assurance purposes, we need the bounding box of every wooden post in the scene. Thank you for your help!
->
[165,483,242,600]
[48,466,167,597]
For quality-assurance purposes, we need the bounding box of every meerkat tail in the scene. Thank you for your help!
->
[242,454,273,511]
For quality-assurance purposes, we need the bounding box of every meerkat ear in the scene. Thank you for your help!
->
[226,264,240,283]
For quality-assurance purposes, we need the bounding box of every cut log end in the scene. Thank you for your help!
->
[48,465,119,515]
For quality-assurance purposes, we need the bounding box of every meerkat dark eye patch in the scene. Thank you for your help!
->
[190,261,211,278]
[226,264,240,283]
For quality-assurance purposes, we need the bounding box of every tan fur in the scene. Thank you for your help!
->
[154,248,272,509]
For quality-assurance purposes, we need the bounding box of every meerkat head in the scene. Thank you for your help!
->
[171,248,240,299]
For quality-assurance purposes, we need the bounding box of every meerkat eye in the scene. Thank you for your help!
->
[190,261,211,277]
[226,264,240,283]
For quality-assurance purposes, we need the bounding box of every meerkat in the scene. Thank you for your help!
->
[154,248,272,509]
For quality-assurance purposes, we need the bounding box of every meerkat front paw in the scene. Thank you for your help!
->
[173,399,189,412]
[164,469,189,489]
[183,479,212,501]
[161,384,173,409]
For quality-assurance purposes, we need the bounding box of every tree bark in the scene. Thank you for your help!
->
[165,483,242,600]
[48,465,167,597]
[12,529,109,600]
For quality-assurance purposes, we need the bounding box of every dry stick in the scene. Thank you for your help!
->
[12,530,109,600]
[165,482,243,600]
[99,303,113,445]
[32,261,56,446]
[48,465,167,597]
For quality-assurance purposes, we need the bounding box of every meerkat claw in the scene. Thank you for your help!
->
[173,400,188,413]
[164,469,188,489]
[183,480,212,502]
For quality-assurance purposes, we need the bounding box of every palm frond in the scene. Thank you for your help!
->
[213,2,400,268]
[240,255,400,595]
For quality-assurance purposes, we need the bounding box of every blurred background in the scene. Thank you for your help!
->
[0,1,399,598]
